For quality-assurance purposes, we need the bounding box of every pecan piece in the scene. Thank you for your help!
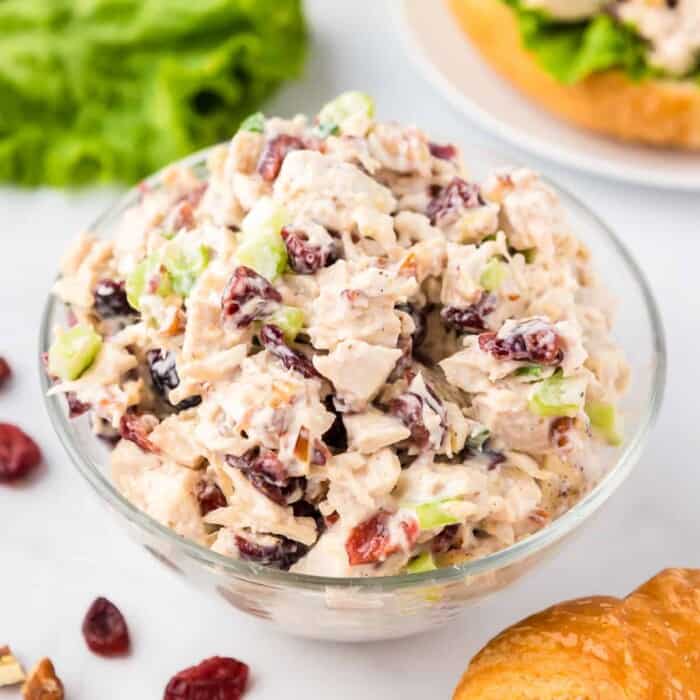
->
[22,658,63,700]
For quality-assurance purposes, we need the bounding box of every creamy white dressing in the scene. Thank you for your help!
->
[48,105,628,577]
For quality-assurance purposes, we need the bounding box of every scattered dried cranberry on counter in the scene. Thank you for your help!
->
[163,656,249,700]
[257,134,304,182]
[281,226,337,274]
[426,176,483,225]
[82,597,130,656]
[0,357,11,387]
[479,319,563,365]
[0,423,41,482]
[259,324,319,379]
[221,266,281,328]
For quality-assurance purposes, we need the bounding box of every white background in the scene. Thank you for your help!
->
[1,1,699,697]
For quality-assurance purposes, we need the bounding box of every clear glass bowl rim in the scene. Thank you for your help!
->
[39,144,667,592]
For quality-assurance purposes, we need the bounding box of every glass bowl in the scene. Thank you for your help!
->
[39,145,666,642]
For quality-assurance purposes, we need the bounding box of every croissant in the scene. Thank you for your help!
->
[449,0,700,150]
[454,568,700,699]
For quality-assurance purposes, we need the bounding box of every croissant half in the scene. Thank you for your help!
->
[454,569,700,699]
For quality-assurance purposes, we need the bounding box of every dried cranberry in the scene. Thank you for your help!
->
[235,534,308,570]
[259,324,319,378]
[225,449,303,505]
[119,412,158,452]
[428,142,457,160]
[221,266,281,328]
[195,480,227,516]
[281,226,337,274]
[0,357,11,388]
[82,597,130,656]
[0,423,41,482]
[479,319,563,365]
[146,349,201,411]
[431,524,462,554]
[66,391,90,418]
[441,293,496,334]
[257,134,304,182]
[345,510,417,566]
[346,513,390,564]
[164,656,249,700]
[426,177,483,225]
[325,511,340,527]
[389,393,431,450]
[94,279,135,318]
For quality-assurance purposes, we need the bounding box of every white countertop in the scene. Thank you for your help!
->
[1,1,698,697]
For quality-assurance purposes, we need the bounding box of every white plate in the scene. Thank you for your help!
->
[396,0,700,190]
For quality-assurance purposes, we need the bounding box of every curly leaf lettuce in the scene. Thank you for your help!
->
[0,0,307,186]
[503,1,653,84]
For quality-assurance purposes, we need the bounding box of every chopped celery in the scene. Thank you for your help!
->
[318,91,374,133]
[241,197,288,239]
[162,243,210,297]
[515,365,543,379]
[413,501,461,530]
[237,198,289,281]
[529,373,586,418]
[586,400,623,446]
[126,253,173,311]
[239,112,265,133]
[480,258,508,292]
[236,234,288,281]
[406,551,437,575]
[49,324,102,380]
[268,306,305,342]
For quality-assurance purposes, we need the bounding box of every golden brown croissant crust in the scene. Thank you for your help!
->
[448,0,700,150]
[454,568,700,699]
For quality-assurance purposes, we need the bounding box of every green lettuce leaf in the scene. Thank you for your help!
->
[503,0,653,84]
[0,0,307,186]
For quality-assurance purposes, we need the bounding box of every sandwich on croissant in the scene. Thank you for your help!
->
[453,568,700,699]
[449,0,700,149]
